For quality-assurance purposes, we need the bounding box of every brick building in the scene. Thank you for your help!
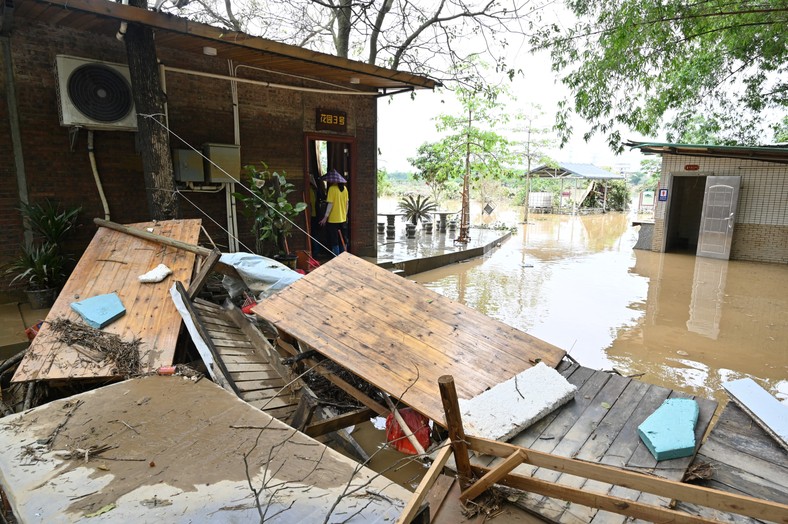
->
[626,142,788,264]
[0,0,436,298]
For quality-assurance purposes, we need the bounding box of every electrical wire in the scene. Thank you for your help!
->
[139,113,338,258]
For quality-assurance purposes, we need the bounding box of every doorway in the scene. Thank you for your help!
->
[664,176,706,253]
[304,134,355,257]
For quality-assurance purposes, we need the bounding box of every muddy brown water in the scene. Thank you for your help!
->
[352,210,786,489]
[410,212,788,406]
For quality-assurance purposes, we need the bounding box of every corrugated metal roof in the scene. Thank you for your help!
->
[527,162,625,180]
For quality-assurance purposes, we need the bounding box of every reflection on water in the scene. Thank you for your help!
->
[412,213,788,405]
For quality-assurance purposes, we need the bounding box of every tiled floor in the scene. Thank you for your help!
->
[0,302,49,360]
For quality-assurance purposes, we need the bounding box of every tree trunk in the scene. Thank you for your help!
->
[124,0,178,220]
[334,0,352,58]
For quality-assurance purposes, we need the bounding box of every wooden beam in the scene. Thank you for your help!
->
[290,390,319,431]
[304,407,375,437]
[396,443,454,524]
[460,449,526,502]
[187,249,221,300]
[95,218,213,256]
[467,435,788,523]
[437,375,474,490]
[470,464,718,524]
[277,338,389,417]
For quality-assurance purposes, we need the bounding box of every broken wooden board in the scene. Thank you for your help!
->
[252,252,565,428]
[472,361,718,523]
[0,375,409,522]
[724,377,788,451]
[12,220,201,383]
[675,401,788,522]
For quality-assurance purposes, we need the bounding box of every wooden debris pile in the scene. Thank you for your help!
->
[49,318,144,378]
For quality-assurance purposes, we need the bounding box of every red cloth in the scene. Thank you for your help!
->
[385,408,430,455]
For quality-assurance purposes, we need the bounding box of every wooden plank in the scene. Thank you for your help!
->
[467,436,788,523]
[461,450,527,502]
[470,464,720,524]
[704,404,788,467]
[234,378,286,393]
[396,444,454,524]
[304,407,375,437]
[724,378,788,451]
[252,253,565,427]
[225,302,294,388]
[12,220,199,383]
[174,281,241,397]
[187,248,222,300]
[439,375,475,489]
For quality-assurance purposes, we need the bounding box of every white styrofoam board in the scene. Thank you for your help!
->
[458,362,577,442]
[723,378,788,451]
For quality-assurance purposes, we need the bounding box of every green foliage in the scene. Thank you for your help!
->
[628,159,661,190]
[534,0,787,150]
[409,142,464,205]
[582,180,630,212]
[234,163,307,256]
[21,200,82,245]
[398,194,438,225]
[5,244,66,291]
[408,85,518,206]
[773,116,788,143]
[4,199,81,291]
[376,168,393,197]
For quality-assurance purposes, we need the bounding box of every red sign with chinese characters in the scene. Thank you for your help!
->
[684,164,700,171]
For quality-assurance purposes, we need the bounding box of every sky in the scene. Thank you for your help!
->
[376,29,648,175]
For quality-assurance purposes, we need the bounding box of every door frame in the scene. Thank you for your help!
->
[303,133,357,252]
[659,171,714,253]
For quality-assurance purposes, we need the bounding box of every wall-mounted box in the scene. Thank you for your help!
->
[203,143,241,183]
[172,149,205,182]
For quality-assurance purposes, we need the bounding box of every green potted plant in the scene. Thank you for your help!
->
[234,163,307,268]
[4,200,81,309]
[5,244,66,309]
[398,194,437,225]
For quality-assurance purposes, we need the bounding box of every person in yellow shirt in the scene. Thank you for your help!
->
[319,169,349,255]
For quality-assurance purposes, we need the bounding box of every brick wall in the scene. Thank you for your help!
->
[1,17,379,298]
[652,154,788,264]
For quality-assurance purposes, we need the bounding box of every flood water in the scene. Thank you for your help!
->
[411,212,788,406]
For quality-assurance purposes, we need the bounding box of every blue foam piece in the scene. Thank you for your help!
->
[638,398,699,461]
[70,293,126,329]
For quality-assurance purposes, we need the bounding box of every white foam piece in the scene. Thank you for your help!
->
[459,362,577,442]
[139,263,173,283]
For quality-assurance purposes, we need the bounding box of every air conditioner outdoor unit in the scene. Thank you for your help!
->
[55,55,138,131]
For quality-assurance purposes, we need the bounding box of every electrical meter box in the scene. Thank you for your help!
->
[203,143,241,183]
[172,149,205,182]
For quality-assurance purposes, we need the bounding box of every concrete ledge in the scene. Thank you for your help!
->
[381,231,511,276]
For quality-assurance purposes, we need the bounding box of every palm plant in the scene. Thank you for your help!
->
[398,194,437,225]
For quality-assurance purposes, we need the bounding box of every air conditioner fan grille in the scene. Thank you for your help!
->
[67,64,133,123]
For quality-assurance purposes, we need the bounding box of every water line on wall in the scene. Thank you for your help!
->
[87,130,111,221]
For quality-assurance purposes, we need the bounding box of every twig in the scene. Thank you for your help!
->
[514,375,525,399]
[43,399,84,448]
[119,420,140,435]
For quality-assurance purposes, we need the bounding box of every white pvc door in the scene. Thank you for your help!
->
[696,176,740,260]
